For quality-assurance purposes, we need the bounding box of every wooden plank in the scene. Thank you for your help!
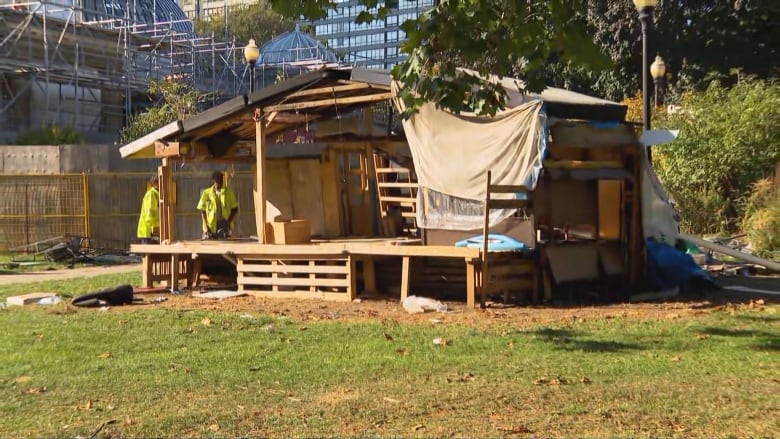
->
[264,92,392,112]
[377,182,419,189]
[286,82,371,98]
[267,160,294,219]
[487,199,528,210]
[132,242,481,258]
[379,196,417,203]
[245,291,351,301]
[154,141,183,158]
[320,151,342,236]
[238,275,349,287]
[400,256,411,301]
[239,263,348,274]
[170,254,180,291]
[543,160,623,169]
[375,167,411,173]
[488,184,529,193]
[289,159,327,236]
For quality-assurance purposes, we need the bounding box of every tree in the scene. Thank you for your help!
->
[119,79,207,144]
[544,0,779,102]
[14,124,83,145]
[271,0,609,117]
[193,0,295,45]
[653,77,779,235]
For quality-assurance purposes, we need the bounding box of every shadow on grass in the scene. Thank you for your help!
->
[528,327,644,353]
[693,326,779,353]
[736,314,780,323]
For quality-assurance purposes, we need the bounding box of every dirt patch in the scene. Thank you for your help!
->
[0,263,142,285]
[125,282,778,329]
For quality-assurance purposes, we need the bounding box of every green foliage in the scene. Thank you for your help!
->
[119,79,206,144]
[193,0,295,45]
[544,1,779,102]
[272,0,608,117]
[654,77,780,235]
[14,123,83,145]
[741,178,780,259]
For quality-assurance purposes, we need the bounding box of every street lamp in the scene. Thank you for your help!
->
[244,39,260,94]
[650,55,667,107]
[633,0,658,133]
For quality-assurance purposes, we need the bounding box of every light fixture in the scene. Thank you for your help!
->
[244,39,260,93]
[244,39,260,64]
[632,0,658,10]
[650,55,666,80]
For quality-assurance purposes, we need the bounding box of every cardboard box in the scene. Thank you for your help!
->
[7,292,57,306]
[265,219,311,244]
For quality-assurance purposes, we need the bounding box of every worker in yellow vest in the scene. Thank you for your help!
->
[136,175,160,244]
[197,171,239,240]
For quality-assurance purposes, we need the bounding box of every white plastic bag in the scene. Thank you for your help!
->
[402,296,448,314]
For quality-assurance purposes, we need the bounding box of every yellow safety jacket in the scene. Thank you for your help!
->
[197,185,239,233]
[136,187,159,238]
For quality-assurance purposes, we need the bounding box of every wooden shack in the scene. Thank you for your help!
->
[121,67,671,306]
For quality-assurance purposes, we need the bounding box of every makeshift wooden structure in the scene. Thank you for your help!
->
[120,67,648,307]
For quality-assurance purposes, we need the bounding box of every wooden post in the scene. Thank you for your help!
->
[170,254,180,291]
[363,256,376,293]
[254,109,267,243]
[400,256,411,301]
[347,255,358,301]
[466,258,476,309]
[142,255,152,287]
[158,158,174,243]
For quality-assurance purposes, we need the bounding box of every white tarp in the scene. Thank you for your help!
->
[394,87,543,200]
[392,81,544,230]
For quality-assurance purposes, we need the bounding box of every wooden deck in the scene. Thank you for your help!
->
[131,238,483,307]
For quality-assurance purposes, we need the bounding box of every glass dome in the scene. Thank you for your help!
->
[81,0,193,35]
[260,24,338,66]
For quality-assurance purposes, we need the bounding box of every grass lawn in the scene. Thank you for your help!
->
[0,274,777,438]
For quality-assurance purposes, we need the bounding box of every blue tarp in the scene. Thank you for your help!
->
[646,238,714,290]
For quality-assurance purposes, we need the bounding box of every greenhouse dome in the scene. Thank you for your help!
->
[260,24,338,67]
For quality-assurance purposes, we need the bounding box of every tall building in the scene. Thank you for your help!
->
[313,0,434,69]
[177,0,251,19]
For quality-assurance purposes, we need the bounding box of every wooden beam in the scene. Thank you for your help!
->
[400,256,411,301]
[254,110,267,243]
[263,92,393,113]
[287,83,371,98]
[154,141,183,158]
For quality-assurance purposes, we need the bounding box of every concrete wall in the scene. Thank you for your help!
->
[0,144,159,173]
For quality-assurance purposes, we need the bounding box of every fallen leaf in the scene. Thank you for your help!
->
[671,356,682,362]
[395,348,409,356]
[430,319,443,325]
[412,424,424,431]
[201,318,212,326]
[383,397,400,404]
[299,326,308,331]
[208,423,220,431]
[287,396,301,402]
[695,334,710,340]
[384,332,394,341]
[97,352,112,360]
[84,400,93,410]
[446,373,475,383]
[580,377,592,384]
[23,386,46,394]
[14,376,32,383]
[497,425,533,434]
[34,333,44,341]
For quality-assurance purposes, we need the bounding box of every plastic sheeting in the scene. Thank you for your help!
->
[393,81,546,230]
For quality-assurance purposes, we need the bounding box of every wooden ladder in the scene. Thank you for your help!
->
[372,153,418,236]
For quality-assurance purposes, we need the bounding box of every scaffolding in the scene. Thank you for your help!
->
[0,0,251,142]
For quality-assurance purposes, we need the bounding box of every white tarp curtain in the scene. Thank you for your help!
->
[392,81,544,230]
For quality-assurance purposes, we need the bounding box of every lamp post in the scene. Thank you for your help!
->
[633,0,658,134]
[244,39,259,94]
[650,55,666,108]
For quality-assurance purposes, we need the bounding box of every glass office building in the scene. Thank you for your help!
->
[313,0,434,69]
